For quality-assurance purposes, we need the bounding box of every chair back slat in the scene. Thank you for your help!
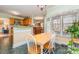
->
[25,34,37,54]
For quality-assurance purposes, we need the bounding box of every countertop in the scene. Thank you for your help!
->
[0,33,12,37]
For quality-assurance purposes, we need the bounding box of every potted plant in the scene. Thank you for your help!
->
[66,20,79,53]
[66,20,79,40]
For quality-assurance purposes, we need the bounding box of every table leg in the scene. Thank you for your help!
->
[41,45,43,54]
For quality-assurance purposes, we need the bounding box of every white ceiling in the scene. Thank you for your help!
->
[0,5,52,18]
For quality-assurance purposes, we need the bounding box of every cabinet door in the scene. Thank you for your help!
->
[0,19,2,25]
[28,18,32,25]
[10,18,15,25]
[0,35,13,53]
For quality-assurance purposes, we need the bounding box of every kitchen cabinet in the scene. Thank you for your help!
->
[13,27,33,48]
[0,19,2,25]
[20,18,32,26]
[0,34,13,53]
[33,27,43,34]
[9,18,15,25]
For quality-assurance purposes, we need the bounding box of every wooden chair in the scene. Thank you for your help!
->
[43,32,56,54]
[26,34,41,54]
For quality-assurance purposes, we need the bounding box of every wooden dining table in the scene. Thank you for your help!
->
[73,39,79,44]
[34,32,53,53]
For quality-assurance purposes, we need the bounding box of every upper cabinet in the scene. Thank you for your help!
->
[9,17,32,26]
[20,17,32,26]
[9,18,15,25]
[0,18,2,25]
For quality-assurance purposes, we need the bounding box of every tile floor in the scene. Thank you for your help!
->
[0,43,69,54]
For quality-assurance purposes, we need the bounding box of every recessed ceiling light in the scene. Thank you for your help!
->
[10,11,20,15]
[34,16,44,20]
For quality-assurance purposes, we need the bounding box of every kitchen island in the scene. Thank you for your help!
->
[13,26,33,48]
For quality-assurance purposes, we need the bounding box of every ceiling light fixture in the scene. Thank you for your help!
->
[34,16,44,20]
[10,11,20,15]
[37,5,47,11]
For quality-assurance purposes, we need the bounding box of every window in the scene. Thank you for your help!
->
[63,14,76,33]
[51,16,61,34]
